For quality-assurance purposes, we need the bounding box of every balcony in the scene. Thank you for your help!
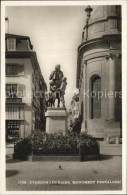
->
[6,98,22,103]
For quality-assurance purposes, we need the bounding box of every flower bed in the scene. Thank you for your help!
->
[13,131,99,158]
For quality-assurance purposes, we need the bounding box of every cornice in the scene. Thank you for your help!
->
[78,34,121,55]
[83,50,121,62]
[6,51,34,58]
[84,15,121,30]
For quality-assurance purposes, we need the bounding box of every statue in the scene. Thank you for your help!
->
[46,64,67,108]
[49,64,64,89]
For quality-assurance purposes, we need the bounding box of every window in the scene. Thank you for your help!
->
[7,38,16,51]
[6,64,24,76]
[6,84,25,98]
[91,75,101,119]
[6,64,18,76]
[6,84,17,98]
[6,120,20,138]
[6,106,24,120]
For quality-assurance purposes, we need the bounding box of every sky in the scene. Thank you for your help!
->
[6,6,86,109]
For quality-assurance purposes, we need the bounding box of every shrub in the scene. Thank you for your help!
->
[32,131,79,155]
[32,131,99,156]
[14,136,32,155]
[14,131,99,156]
[78,133,99,155]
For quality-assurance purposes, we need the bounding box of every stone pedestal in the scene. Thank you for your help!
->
[99,141,122,155]
[45,108,67,135]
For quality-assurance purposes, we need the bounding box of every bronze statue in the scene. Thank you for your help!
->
[49,64,64,89]
[46,64,67,108]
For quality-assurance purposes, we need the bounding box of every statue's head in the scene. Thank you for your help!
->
[55,64,61,71]
[62,77,67,82]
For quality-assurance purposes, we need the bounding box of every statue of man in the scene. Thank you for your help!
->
[49,64,64,90]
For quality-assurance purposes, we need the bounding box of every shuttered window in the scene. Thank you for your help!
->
[6,84,25,98]
[6,64,24,76]
[6,65,18,76]
[6,84,17,98]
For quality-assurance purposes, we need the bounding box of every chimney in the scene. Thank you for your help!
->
[5,17,9,33]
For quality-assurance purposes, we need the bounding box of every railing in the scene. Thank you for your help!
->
[6,98,22,103]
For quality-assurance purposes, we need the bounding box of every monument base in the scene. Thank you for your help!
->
[45,107,67,135]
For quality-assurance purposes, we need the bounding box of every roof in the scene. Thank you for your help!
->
[5,33,33,49]
[6,33,30,40]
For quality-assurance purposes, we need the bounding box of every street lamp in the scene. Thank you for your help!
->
[85,6,93,19]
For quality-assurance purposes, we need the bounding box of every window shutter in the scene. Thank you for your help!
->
[17,84,25,97]
[18,64,24,76]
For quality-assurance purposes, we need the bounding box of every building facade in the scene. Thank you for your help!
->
[5,33,47,140]
[76,6,121,139]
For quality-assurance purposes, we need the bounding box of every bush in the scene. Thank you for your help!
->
[14,137,32,155]
[14,132,99,156]
[77,134,99,155]
[32,131,79,155]
[32,131,99,156]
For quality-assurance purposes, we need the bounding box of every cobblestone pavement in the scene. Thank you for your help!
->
[6,148,122,191]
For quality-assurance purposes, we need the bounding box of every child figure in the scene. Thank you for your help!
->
[60,77,67,107]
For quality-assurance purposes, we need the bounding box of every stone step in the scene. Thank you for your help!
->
[99,141,122,155]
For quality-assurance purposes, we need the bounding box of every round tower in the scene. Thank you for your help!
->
[77,5,121,138]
